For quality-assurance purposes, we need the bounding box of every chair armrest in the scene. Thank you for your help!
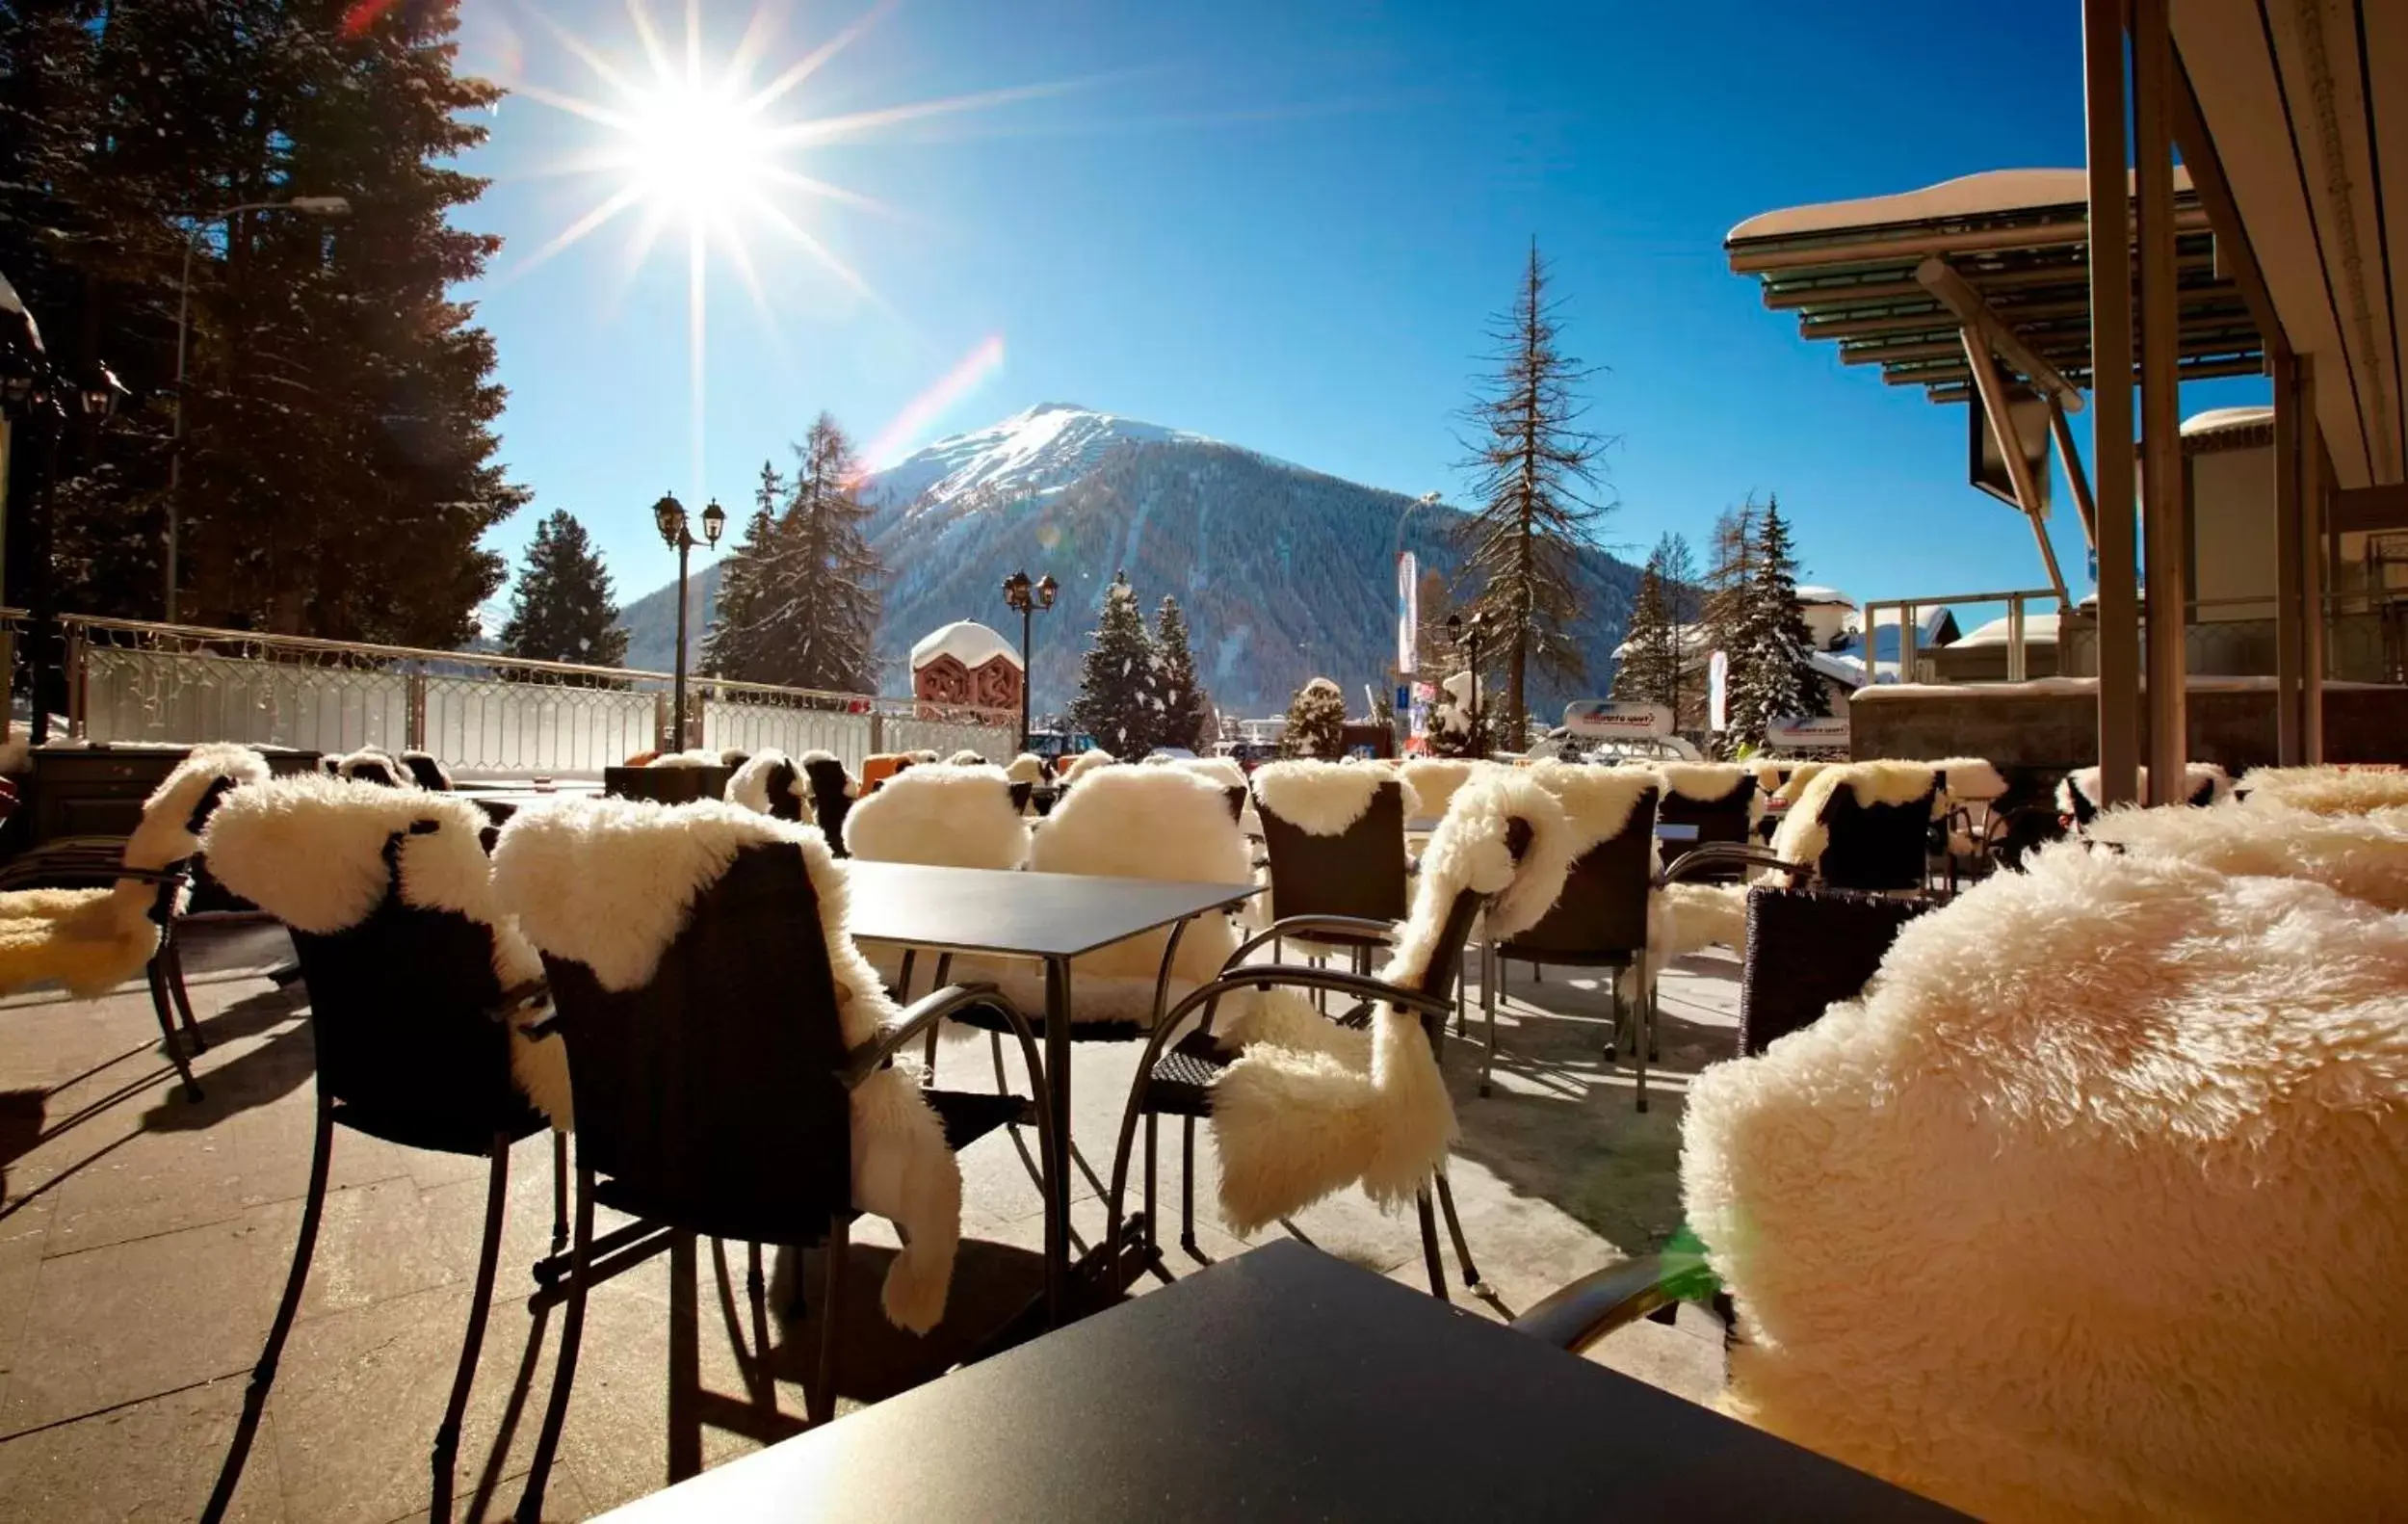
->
[1510,1242,1721,1355]
[1224,915,1398,970]
[0,839,152,891]
[1660,844,1795,885]
[1163,961,1453,1033]
[841,981,1039,1090]
[490,979,553,1031]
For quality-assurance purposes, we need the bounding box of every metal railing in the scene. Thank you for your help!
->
[1857,589,2062,684]
[7,612,1015,775]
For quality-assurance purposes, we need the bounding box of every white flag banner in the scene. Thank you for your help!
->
[1397,551,1419,675]
[1708,649,1729,733]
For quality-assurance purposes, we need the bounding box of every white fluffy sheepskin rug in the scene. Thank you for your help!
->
[956,767,1251,1023]
[1398,758,1479,820]
[2059,761,2232,814]
[1057,749,1117,785]
[2087,798,2408,911]
[1207,768,1577,1234]
[1251,759,1420,837]
[1681,836,2408,1521]
[1768,759,1940,875]
[725,749,803,817]
[646,749,726,769]
[1175,754,1248,792]
[1931,755,2008,802]
[1661,761,1764,818]
[333,746,413,787]
[0,743,272,997]
[1004,753,1047,786]
[491,798,963,1332]
[2238,763,2408,815]
[841,763,1028,871]
[200,774,572,1128]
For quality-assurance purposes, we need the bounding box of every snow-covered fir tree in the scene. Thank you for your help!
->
[1279,677,1348,758]
[500,511,628,668]
[701,418,884,692]
[1721,496,1826,752]
[1068,571,1162,754]
[1610,560,1681,718]
[701,463,786,681]
[1152,595,1212,749]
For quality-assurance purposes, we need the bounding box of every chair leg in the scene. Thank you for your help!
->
[1634,953,1651,1115]
[1142,1112,1159,1259]
[1179,1117,1199,1257]
[667,1231,701,1483]
[810,1217,850,1426]
[513,1164,594,1524]
[1433,1168,1481,1289]
[165,934,205,1052]
[143,956,203,1103]
[202,1091,333,1524]
[430,1135,510,1524]
[549,1130,568,1258]
[1414,1188,1449,1303]
[1479,941,1499,1098]
[1604,976,1623,1065]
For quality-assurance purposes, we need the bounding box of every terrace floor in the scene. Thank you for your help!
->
[0,925,1738,1522]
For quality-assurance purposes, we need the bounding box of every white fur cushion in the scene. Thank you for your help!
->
[2237,764,2408,815]
[1682,841,2408,1519]
[1251,759,1419,837]
[842,764,1028,871]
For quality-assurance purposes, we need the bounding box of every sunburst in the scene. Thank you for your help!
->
[498,0,1066,493]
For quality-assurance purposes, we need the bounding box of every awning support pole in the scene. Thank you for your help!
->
[1962,332,2074,607]
[2085,0,2141,808]
[2274,345,2305,765]
[2303,391,2327,761]
[2135,0,2188,807]
[2047,397,2100,550]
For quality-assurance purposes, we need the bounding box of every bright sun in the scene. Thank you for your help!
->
[621,81,772,224]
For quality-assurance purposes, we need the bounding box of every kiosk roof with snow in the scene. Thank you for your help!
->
[911,620,1022,673]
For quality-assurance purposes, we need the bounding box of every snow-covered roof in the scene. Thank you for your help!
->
[909,619,1021,671]
[1795,585,1852,607]
[2182,406,2274,437]
[1727,167,2191,243]
[1951,614,2059,648]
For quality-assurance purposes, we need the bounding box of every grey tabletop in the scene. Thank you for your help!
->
[597,1239,1963,1523]
[843,860,1259,960]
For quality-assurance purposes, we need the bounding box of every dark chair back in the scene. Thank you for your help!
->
[800,757,852,849]
[754,757,807,823]
[605,765,731,805]
[1409,816,1534,1015]
[1740,887,1930,1056]
[400,753,453,791]
[346,756,404,788]
[1656,775,1757,848]
[1009,780,1034,814]
[1816,784,1938,893]
[1256,779,1411,926]
[1032,787,1060,818]
[286,827,542,1152]
[539,843,852,1243]
[1222,785,1246,824]
[1501,787,1659,963]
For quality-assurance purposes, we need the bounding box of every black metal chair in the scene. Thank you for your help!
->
[511,841,1051,1520]
[1670,780,1939,897]
[604,763,732,805]
[202,821,567,1524]
[1485,785,1660,1103]
[1655,771,1760,881]
[1252,777,1413,971]
[1104,819,1534,1306]
[400,750,456,790]
[799,754,853,848]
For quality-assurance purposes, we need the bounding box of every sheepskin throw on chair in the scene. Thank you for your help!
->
[201,774,571,1126]
[841,763,1028,871]
[1681,828,2408,1521]
[0,743,270,997]
[1208,768,1578,1233]
[492,798,965,1331]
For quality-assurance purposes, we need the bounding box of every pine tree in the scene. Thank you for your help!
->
[1068,571,1161,754]
[1278,677,1348,759]
[1700,502,1760,753]
[1610,563,1680,717]
[1457,239,1614,742]
[1722,496,1827,751]
[701,462,785,679]
[1152,595,1211,749]
[2,0,526,644]
[499,511,627,667]
[1652,532,1703,731]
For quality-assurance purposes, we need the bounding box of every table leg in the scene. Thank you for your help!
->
[1044,955,1072,1326]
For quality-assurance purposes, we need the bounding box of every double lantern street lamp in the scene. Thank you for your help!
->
[654,491,725,750]
[168,195,353,623]
[1001,569,1058,747]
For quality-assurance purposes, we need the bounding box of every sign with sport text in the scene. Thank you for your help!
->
[1765,715,1850,752]
[1562,700,1672,739]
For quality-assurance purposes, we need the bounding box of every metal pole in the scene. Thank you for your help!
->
[1019,601,1033,747]
[671,533,690,750]
[2134,0,2187,806]
[1468,628,1481,758]
[169,223,203,625]
[2085,0,2142,806]
[2273,346,2305,764]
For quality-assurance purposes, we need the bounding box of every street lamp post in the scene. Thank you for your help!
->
[1001,568,1058,748]
[653,491,725,750]
[168,195,352,623]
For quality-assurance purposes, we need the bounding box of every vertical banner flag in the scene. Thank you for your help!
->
[1708,649,1729,733]
[1398,551,1419,675]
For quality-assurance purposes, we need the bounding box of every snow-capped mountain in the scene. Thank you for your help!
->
[620,405,1643,717]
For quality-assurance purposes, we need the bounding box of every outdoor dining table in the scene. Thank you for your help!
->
[841,859,1261,1323]
[594,1239,1964,1522]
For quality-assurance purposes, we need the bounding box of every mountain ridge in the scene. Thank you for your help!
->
[618,405,1642,717]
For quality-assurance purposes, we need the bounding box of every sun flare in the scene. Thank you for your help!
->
[620,81,773,224]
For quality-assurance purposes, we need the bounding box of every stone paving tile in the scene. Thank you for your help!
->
[0,931,1746,1521]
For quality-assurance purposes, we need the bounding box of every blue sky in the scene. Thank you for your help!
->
[457,0,2262,621]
